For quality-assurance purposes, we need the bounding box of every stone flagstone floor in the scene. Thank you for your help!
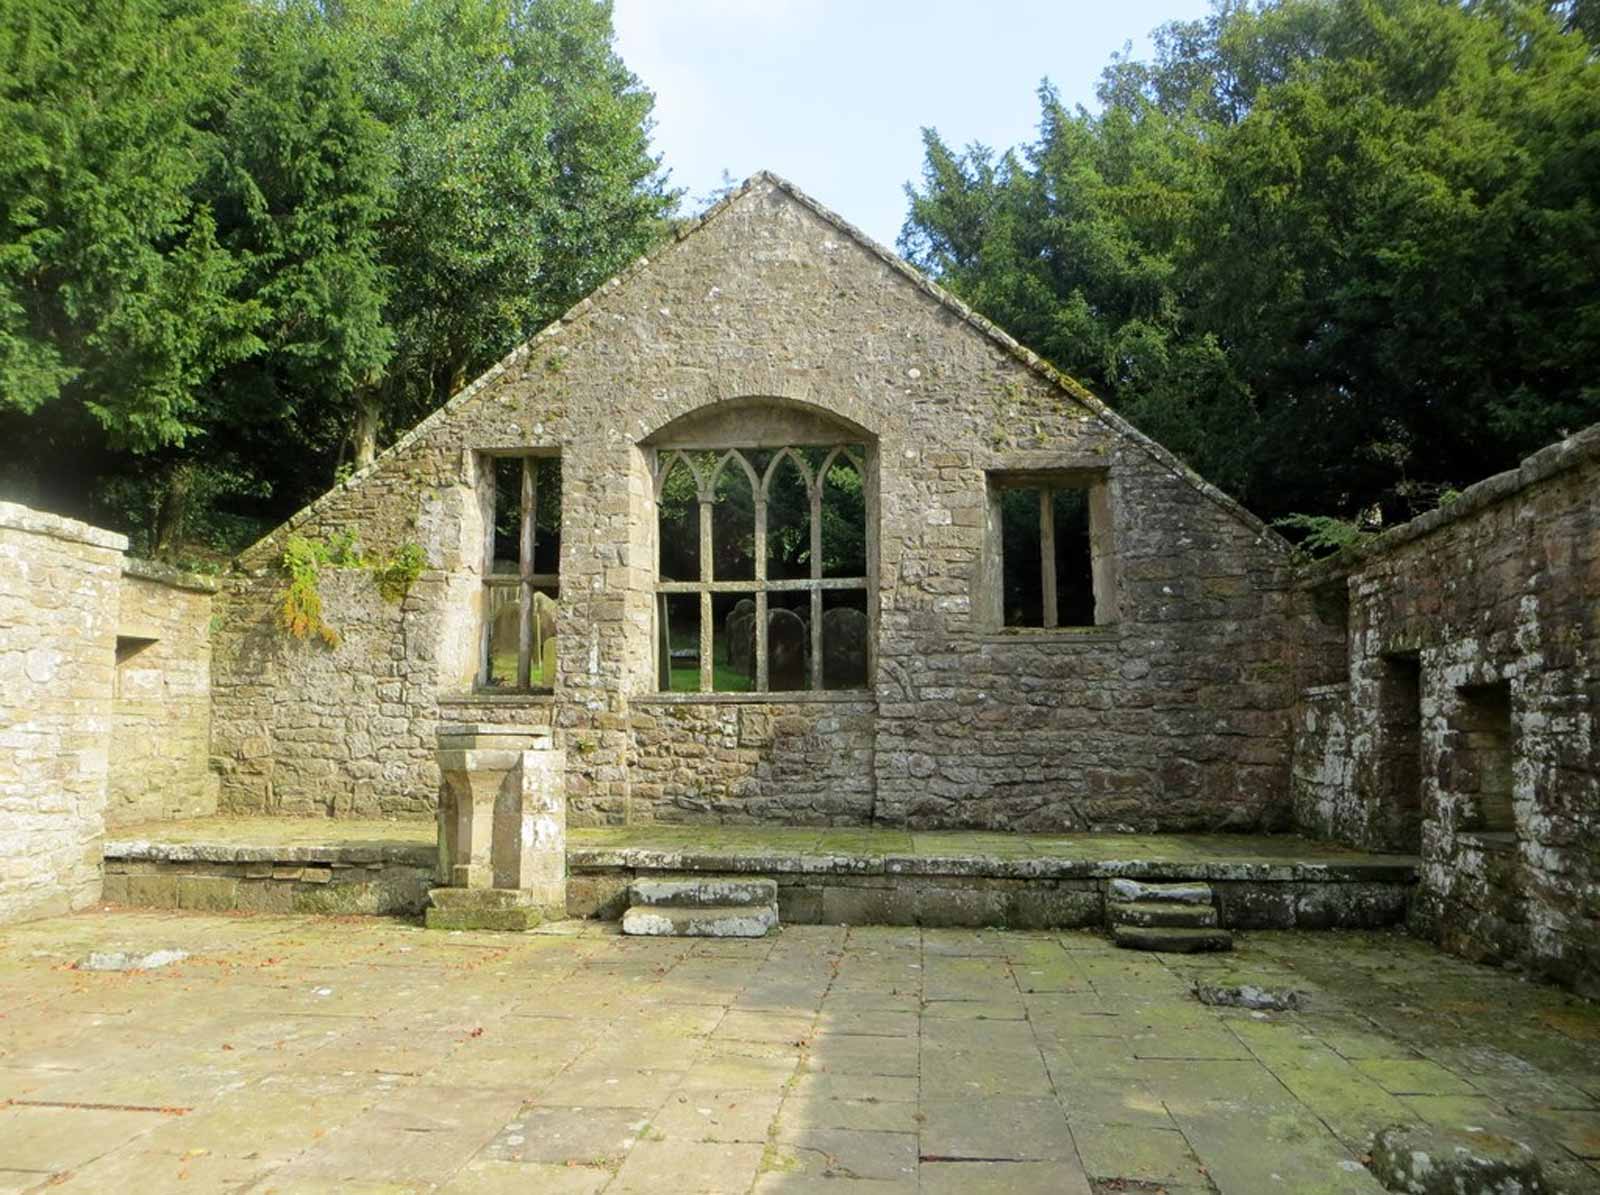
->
[1,910,1597,1194]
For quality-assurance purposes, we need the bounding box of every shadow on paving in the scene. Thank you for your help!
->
[0,911,1596,1194]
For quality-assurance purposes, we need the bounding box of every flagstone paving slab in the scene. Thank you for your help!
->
[1,911,1599,1192]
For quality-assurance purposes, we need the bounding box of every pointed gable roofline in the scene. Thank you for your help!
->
[236,170,1284,570]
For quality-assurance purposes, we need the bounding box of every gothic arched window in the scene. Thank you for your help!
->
[652,440,871,693]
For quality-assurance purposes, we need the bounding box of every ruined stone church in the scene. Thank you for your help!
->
[213,172,1310,834]
[3,172,1595,992]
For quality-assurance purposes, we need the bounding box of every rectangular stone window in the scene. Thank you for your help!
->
[479,453,560,691]
[986,472,1116,629]
[1453,679,1515,834]
[652,445,870,693]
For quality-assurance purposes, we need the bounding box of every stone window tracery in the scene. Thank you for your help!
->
[652,444,871,693]
[479,453,560,690]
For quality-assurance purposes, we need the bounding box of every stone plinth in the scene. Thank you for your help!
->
[427,723,565,930]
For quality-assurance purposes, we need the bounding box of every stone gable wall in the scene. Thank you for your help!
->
[1290,426,1600,994]
[0,502,125,923]
[107,562,219,827]
[211,177,1301,830]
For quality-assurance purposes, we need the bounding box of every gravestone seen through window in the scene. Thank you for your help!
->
[481,454,560,690]
[654,445,870,693]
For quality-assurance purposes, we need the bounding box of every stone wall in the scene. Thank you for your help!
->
[210,173,1302,831]
[0,502,126,923]
[1289,426,1600,994]
[628,697,877,824]
[107,561,219,827]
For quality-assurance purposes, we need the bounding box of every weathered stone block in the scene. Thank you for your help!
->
[124,874,179,908]
[1369,1124,1545,1194]
[1214,882,1297,930]
[236,878,296,914]
[566,872,631,919]
[776,883,824,925]
[620,902,776,937]
[177,876,239,911]
[1007,885,1102,930]
[294,882,374,916]
[424,886,546,931]
[913,884,1009,928]
[821,883,912,926]
[1294,881,1410,929]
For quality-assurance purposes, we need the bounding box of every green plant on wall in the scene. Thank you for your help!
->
[370,542,426,604]
[280,535,344,646]
[1271,513,1374,563]
[278,532,428,645]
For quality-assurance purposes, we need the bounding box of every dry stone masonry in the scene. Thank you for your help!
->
[1,504,219,926]
[1292,425,1600,995]
[110,561,218,826]
[0,503,126,922]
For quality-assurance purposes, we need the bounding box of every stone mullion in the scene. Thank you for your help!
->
[698,494,713,692]
[754,494,769,693]
[518,457,536,689]
[1040,488,1058,630]
[863,450,878,687]
[809,478,823,691]
[477,456,497,688]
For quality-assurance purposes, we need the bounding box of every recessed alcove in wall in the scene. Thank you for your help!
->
[113,635,158,699]
[1308,579,1351,685]
[1453,679,1516,835]
[1375,651,1422,851]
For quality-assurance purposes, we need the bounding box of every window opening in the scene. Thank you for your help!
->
[992,474,1111,629]
[481,454,560,690]
[654,443,870,693]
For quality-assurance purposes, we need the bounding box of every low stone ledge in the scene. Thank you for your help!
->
[567,845,1418,885]
[105,837,436,868]
[103,858,434,916]
[567,851,1416,931]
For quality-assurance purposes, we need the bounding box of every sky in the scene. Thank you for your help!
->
[612,0,1217,249]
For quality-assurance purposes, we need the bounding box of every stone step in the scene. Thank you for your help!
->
[629,875,777,909]
[1107,877,1215,906]
[621,903,778,938]
[1112,925,1233,953]
[1108,900,1219,929]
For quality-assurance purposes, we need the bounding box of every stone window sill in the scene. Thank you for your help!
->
[976,625,1122,645]
[1459,830,1518,852]
[1301,681,1352,698]
[441,691,556,706]
[634,690,874,706]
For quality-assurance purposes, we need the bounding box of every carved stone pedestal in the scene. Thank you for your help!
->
[425,723,565,931]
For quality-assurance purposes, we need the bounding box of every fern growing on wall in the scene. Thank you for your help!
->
[278,533,427,646]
